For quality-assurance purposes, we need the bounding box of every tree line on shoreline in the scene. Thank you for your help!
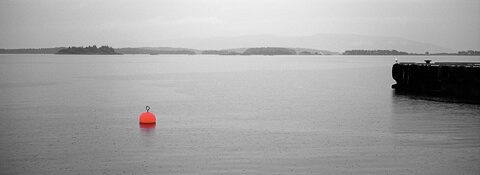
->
[343,50,409,55]
[57,45,121,55]
[1,46,479,56]
[343,49,480,55]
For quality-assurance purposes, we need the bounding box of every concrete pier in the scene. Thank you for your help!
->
[392,60,480,103]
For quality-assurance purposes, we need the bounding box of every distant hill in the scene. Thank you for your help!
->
[344,50,409,55]
[306,34,457,54]
[0,46,338,55]
[139,47,198,52]
[2,33,458,55]
[115,47,196,54]
[291,48,339,55]
[243,47,296,55]
[171,34,456,54]
[206,47,338,55]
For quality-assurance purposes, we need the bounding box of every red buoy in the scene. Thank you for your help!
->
[139,106,156,124]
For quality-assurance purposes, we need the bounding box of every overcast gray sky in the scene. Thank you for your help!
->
[1,0,479,50]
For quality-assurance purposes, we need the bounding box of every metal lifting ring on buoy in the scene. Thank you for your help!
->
[139,105,156,124]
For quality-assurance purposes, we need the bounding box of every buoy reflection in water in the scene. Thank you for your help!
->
[139,123,156,136]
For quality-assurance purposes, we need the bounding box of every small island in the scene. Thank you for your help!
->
[57,45,121,55]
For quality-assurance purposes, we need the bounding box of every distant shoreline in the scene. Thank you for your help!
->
[1,47,479,56]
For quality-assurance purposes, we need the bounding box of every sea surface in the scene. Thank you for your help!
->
[1,54,479,174]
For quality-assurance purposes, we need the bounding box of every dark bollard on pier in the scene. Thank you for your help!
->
[392,60,480,103]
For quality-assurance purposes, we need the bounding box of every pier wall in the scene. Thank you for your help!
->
[392,61,480,103]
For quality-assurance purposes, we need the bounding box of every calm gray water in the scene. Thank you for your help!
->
[1,54,479,174]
